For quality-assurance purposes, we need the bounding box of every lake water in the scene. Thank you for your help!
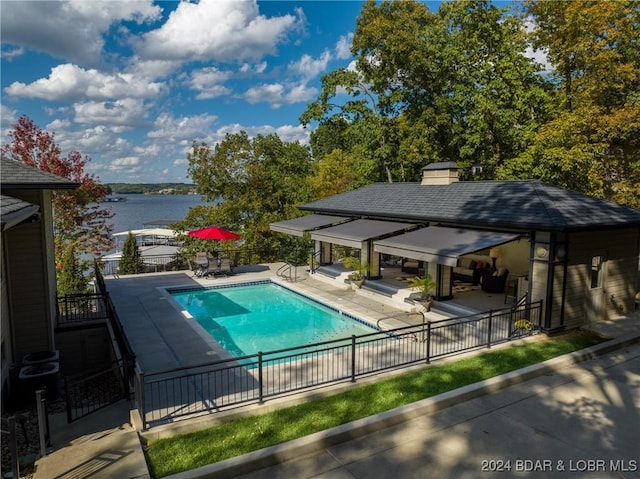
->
[103,194,210,234]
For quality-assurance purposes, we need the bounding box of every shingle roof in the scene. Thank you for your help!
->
[422,162,459,171]
[0,158,79,189]
[1,194,40,231]
[1,194,34,216]
[300,180,640,232]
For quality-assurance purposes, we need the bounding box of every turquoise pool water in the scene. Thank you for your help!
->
[170,282,377,357]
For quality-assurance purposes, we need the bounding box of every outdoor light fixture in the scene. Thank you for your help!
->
[535,245,549,259]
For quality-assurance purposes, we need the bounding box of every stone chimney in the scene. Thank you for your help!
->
[421,162,460,185]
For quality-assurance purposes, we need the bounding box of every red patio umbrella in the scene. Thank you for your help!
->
[187,225,241,241]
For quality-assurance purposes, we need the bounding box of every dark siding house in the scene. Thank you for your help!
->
[272,163,640,332]
[1,158,78,409]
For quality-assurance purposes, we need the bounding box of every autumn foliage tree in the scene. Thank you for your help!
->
[498,0,640,206]
[1,115,114,281]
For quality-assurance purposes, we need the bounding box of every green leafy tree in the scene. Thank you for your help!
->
[500,0,640,206]
[301,0,551,183]
[311,149,358,197]
[118,233,145,275]
[182,132,315,259]
[57,248,88,296]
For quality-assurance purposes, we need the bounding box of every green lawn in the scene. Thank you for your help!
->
[144,331,605,478]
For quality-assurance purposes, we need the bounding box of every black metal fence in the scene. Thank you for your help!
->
[57,264,137,422]
[98,246,307,277]
[64,359,126,423]
[56,293,109,328]
[135,300,543,429]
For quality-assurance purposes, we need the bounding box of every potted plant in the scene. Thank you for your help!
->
[343,256,370,289]
[409,273,436,310]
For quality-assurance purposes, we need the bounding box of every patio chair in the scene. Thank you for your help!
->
[201,257,220,277]
[480,268,509,294]
[192,252,209,277]
[214,257,234,276]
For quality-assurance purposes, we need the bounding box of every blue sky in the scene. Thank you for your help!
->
[1,1,523,184]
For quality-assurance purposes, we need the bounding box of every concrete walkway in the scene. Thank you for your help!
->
[32,268,640,478]
[219,336,640,479]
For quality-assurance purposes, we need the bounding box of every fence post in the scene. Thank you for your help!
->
[36,389,48,456]
[258,352,264,403]
[426,321,432,364]
[138,370,147,431]
[8,416,19,479]
[487,310,493,348]
[64,295,69,324]
[351,335,356,382]
[65,377,73,423]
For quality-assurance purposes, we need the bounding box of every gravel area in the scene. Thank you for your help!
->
[1,400,65,479]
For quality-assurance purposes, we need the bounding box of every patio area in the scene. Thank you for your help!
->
[103,263,427,372]
[312,262,513,317]
[102,263,534,427]
[104,262,518,372]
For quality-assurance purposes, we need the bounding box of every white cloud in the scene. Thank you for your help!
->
[0,0,161,65]
[147,113,219,144]
[335,34,353,60]
[288,50,331,81]
[73,99,149,128]
[244,82,317,108]
[4,64,165,102]
[111,157,140,167]
[188,67,233,99]
[245,83,284,105]
[0,46,24,61]
[135,0,302,64]
[200,122,309,149]
[127,58,183,80]
[285,84,318,104]
[105,156,144,175]
[0,105,18,146]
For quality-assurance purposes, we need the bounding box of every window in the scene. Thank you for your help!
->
[590,255,603,289]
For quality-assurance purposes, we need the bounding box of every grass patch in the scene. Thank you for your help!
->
[144,331,605,478]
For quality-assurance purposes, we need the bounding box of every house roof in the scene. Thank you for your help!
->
[300,180,640,232]
[0,194,40,231]
[0,158,79,190]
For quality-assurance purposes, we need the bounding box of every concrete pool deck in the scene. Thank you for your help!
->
[32,265,640,479]
[103,264,425,373]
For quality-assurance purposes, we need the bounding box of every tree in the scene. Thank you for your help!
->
[182,132,315,258]
[1,115,114,275]
[311,149,358,197]
[301,0,551,183]
[500,0,640,206]
[57,248,88,296]
[118,233,145,275]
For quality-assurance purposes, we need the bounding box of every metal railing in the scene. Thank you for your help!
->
[97,246,289,277]
[135,300,543,429]
[64,360,126,423]
[56,293,109,328]
[56,264,137,422]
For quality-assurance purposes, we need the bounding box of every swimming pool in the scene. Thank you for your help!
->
[169,281,377,357]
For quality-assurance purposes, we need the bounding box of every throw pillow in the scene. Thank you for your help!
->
[476,261,484,269]
[469,260,477,269]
